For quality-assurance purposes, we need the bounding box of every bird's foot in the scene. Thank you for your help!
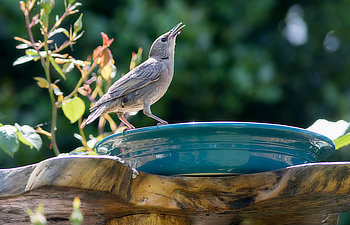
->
[156,121,168,129]
[122,126,134,135]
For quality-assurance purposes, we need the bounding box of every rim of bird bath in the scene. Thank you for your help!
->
[95,121,335,176]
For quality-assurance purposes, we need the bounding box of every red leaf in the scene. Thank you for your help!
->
[101,32,114,47]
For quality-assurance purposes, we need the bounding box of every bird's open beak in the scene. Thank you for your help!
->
[168,22,185,40]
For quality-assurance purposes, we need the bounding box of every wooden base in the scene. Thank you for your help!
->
[0,156,349,224]
[107,214,190,225]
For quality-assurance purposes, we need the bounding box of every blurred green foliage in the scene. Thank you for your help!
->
[2,0,350,222]
[1,0,350,167]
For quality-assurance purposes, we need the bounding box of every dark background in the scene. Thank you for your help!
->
[1,1,350,169]
[2,0,350,223]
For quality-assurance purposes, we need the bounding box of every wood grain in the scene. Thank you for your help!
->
[0,156,349,224]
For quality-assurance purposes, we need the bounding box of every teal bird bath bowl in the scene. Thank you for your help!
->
[95,122,335,176]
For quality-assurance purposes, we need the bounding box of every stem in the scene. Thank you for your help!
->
[63,45,107,101]
[24,7,46,68]
[78,119,88,148]
[98,117,106,136]
[51,40,75,54]
[44,40,60,156]
[49,9,70,34]
[24,4,60,155]
[63,61,98,101]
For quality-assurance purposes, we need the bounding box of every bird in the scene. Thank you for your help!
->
[81,22,185,129]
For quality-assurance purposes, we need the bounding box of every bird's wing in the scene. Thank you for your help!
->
[108,60,167,98]
[90,60,167,111]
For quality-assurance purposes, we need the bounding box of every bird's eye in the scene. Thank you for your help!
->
[161,37,167,42]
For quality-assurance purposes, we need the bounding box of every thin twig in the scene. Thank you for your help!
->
[63,60,98,101]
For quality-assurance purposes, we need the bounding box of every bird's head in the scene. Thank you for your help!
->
[149,22,185,60]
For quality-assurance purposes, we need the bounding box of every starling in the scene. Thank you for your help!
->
[81,22,185,129]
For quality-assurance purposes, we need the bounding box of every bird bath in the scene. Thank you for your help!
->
[0,123,345,225]
[95,122,335,176]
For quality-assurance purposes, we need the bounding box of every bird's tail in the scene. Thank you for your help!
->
[80,105,107,128]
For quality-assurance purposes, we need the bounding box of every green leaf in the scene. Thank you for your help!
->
[73,14,83,35]
[25,49,39,56]
[49,56,66,80]
[34,77,49,88]
[132,48,143,69]
[41,0,54,15]
[62,97,86,123]
[0,125,19,157]
[334,133,350,150]
[15,124,42,151]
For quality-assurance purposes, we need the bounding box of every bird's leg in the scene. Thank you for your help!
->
[143,101,168,126]
[117,112,135,129]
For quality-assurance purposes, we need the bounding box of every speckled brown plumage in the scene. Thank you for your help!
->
[81,22,185,129]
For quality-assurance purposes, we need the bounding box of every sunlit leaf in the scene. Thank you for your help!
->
[51,53,69,59]
[73,31,85,41]
[41,0,54,15]
[62,97,86,123]
[334,133,350,150]
[28,0,37,11]
[25,49,39,56]
[15,124,42,151]
[34,77,49,88]
[62,62,74,73]
[74,133,83,141]
[101,60,116,81]
[16,130,33,148]
[49,27,69,38]
[16,43,31,49]
[101,32,114,47]
[129,48,143,71]
[40,8,49,27]
[20,1,26,13]
[69,2,82,11]
[100,48,115,80]
[14,36,32,46]
[14,50,48,66]
[87,137,98,149]
[77,85,91,96]
[13,55,39,66]
[51,83,63,96]
[55,58,67,64]
[73,13,83,35]
[92,46,102,63]
[0,125,19,157]
[31,14,40,26]
[49,56,66,80]
[72,59,88,66]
